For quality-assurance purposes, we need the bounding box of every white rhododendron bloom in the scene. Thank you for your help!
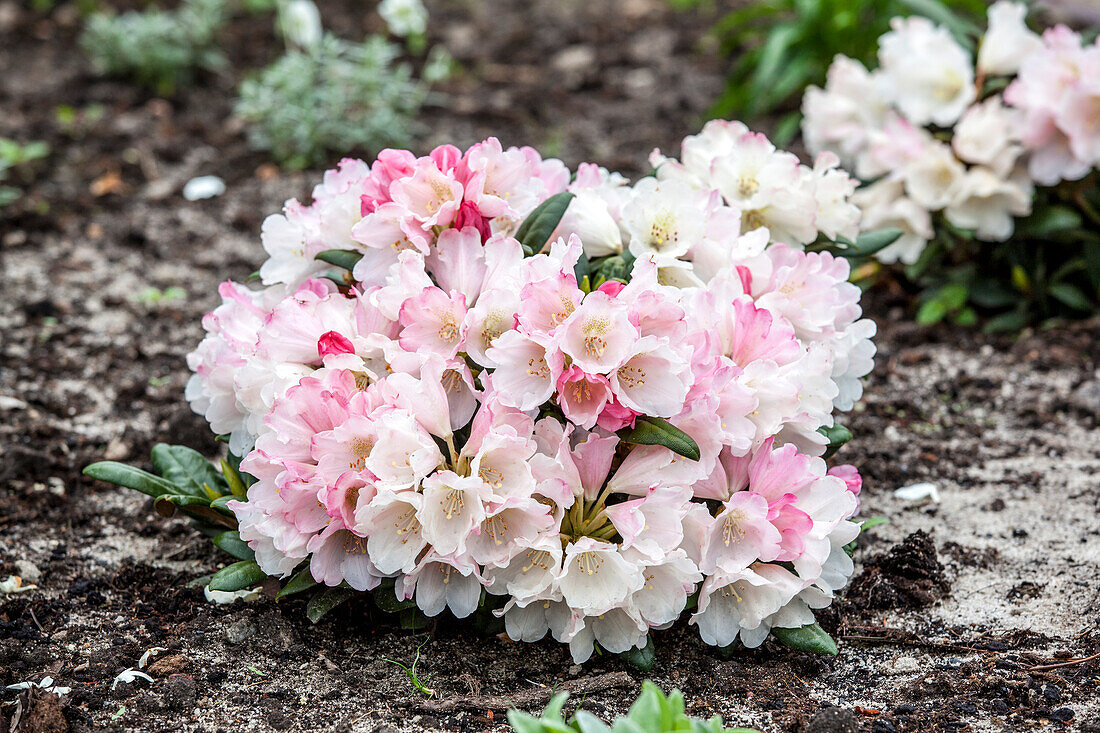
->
[804,1,1099,258]
[878,16,976,127]
[978,1,1043,76]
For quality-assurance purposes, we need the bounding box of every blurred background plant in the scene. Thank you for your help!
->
[74,0,449,170]
[235,33,444,170]
[235,0,449,170]
[905,183,1100,332]
[670,0,987,143]
[79,0,229,96]
[0,138,50,212]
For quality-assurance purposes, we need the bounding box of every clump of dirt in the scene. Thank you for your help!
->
[2,689,69,733]
[847,530,949,610]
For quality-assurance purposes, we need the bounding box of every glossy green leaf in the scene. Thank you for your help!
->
[213,530,255,561]
[619,635,655,673]
[151,444,224,498]
[208,560,266,592]
[917,298,947,325]
[517,192,574,255]
[306,586,355,623]
[315,248,363,271]
[772,622,838,655]
[209,495,236,514]
[819,423,852,459]
[221,458,248,499]
[622,416,701,461]
[83,461,177,498]
[277,567,318,599]
[838,228,903,258]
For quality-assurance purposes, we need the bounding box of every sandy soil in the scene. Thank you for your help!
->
[2,1,1099,731]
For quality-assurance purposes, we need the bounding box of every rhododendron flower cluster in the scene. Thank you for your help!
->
[181,135,870,662]
[801,2,1100,266]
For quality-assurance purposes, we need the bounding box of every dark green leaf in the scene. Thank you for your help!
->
[619,635,655,673]
[83,461,177,498]
[151,444,224,498]
[838,228,903,258]
[277,567,318,599]
[969,279,1016,309]
[373,589,417,613]
[517,192,575,255]
[213,530,255,561]
[307,586,355,623]
[983,308,1030,334]
[315,249,363,271]
[208,560,266,592]
[1019,205,1082,237]
[621,416,701,461]
[772,622,838,655]
[819,423,852,459]
[210,495,236,513]
[1048,283,1095,312]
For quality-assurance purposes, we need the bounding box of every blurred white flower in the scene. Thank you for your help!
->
[945,167,1033,241]
[953,96,1024,176]
[279,0,323,50]
[978,1,1043,76]
[879,16,975,126]
[379,0,428,38]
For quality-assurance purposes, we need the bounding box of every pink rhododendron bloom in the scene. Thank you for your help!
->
[176,134,876,664]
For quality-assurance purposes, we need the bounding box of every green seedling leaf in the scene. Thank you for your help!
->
[208,560,266,592]
[306,586,355,623]
[83,461,177,498]
[517,192,574,255]
[619,635,655,673]
[621,416,701,461]
[151,444,225,498]
[213,530,255,561]
[772,622,838,655]
[276,567,317,599]
[315,249,363,271]
[383,638,435,697]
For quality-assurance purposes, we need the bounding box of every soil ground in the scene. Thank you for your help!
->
[2,1,1099,731]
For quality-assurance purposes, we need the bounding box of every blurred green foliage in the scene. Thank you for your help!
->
[79,0,228,96]
[0,138,50,211]
[672,0,988,142]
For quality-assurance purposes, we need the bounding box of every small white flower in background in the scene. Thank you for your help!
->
[6,677,72,695]
[978,1,1043,77]
[138,647,168,669]
[901,140,966,210]
[111,669,154,691]
[894,482,940,503]
[879,16,976,127]
[0,576,36,594]
[204,586,262,604]
[378,0,427,38]
[944,167,1033,241]
[279,0,323,51]
[182,176,226,201]
[952,97,1024,177]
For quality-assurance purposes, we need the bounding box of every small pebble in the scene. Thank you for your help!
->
[183,175,226,201]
